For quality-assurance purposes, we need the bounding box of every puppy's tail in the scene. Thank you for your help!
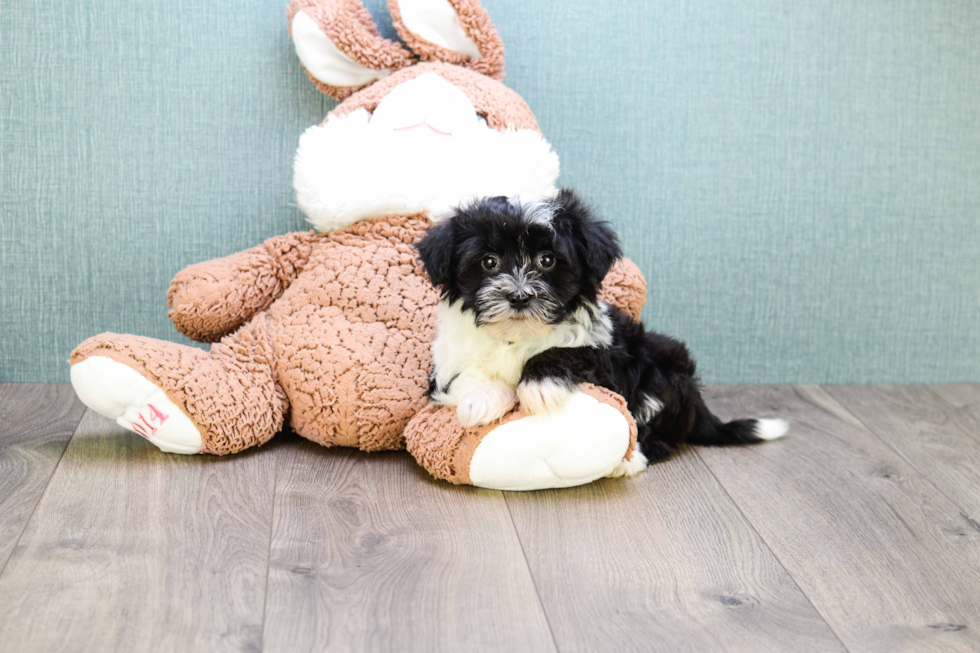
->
[687,402,789,447]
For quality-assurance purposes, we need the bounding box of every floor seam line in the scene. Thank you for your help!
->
[503,494,562,653]
[0,402,87,581]
[693,445,855,653]
[258,446,279,653]
[826,386,980,520]
[922,385,980,446]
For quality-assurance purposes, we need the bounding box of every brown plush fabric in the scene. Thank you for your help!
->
[286,0,533,127]
[168,231,325,343]
[269,216,438,451]
[598,258,647,323]
[72,214,647,457]
[404,383,638,485]
[329,62,539,132]
[403,401,494,485]
[586,384,638,464]
[70,316,288,455]
[287,0,416,100]
[387,0,506,81]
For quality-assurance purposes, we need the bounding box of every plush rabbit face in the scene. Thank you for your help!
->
[288,0,560,232]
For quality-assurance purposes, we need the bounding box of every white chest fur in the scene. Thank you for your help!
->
[430,299,612,394]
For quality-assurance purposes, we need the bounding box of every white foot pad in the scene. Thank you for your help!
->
[70,356,203,454]
[468,391,632,491]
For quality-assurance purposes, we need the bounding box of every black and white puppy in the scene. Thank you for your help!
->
[415,190,787,475]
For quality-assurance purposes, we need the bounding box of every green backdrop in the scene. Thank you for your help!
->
[2,0,978,383]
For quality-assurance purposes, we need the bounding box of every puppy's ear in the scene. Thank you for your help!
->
[553,189,622,285]
[415,219,457,289]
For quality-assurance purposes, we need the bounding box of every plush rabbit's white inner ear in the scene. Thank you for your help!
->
[292,11,391,87]
[398,0,482,59]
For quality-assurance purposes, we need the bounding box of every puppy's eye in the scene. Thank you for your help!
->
[537,253,555,269]
[481,255,499,271]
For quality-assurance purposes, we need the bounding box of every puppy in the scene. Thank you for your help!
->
[415,190,787,475]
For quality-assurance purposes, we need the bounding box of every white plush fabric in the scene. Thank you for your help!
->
[294,75,560,232]
[291,11,390,87]
[369,71,480,136]
[70,356,203,454]
[468,391,632,491]
[397,0,482,59]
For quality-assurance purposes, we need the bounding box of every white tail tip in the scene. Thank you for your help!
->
[755,418,789,441]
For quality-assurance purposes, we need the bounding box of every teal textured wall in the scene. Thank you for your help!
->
[2,0,978,383]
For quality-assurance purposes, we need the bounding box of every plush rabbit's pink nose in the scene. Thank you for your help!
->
[369,72,484,138]
[394,123,451,137]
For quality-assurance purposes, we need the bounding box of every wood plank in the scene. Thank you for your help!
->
[505,448,846,653]
[0,411,277,653]
[263,438,556,653]
[824,384,980,519]
[0,384,86,574]
[927,384,980,415]
[699,385,980,653]
[926,384,980,440]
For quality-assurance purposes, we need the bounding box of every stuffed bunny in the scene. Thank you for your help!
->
[69,0,648,490]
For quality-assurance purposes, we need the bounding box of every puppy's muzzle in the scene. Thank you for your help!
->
[508,289,533,310]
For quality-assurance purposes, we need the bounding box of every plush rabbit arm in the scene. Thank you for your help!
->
[167,232,325,342]
[599,258,647,322]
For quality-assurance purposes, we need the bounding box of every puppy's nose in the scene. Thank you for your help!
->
[508,290,531,310]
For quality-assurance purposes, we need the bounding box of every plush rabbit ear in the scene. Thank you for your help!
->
[288,0,416,100]
[388,0,505,80]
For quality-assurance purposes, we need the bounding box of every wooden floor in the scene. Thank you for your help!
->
[1,385,979,652]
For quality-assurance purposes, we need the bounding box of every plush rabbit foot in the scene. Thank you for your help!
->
[70,323,287,455]
[406,384,640,491]
[71,356,203,454]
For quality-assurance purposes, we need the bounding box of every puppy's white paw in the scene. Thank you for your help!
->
[517,378,575,415]
[606,450,649,478]
[457,384,517,427]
